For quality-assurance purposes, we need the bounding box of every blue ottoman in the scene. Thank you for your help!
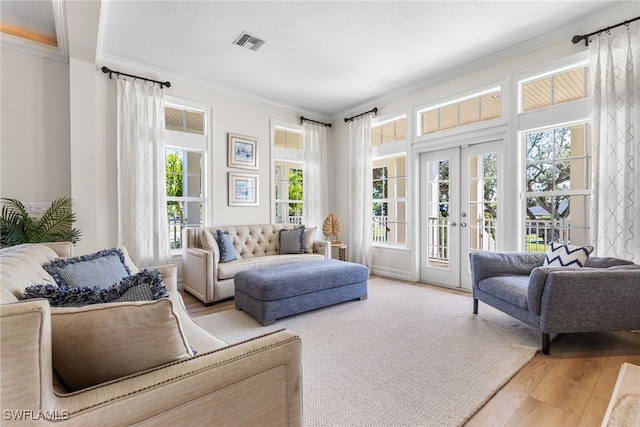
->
[234,259,369,325]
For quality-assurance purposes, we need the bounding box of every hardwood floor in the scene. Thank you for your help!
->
[180,279,640,427]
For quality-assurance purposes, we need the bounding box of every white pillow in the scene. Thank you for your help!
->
[543,242,594,268]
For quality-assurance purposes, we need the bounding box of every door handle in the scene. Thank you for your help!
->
[461,222,467,227]
[450,222,457,227]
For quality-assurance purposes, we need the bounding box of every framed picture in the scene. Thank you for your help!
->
[228,133,258,170]
[228,172,259,206]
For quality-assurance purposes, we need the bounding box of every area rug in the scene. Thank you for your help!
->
[194,277,540,427]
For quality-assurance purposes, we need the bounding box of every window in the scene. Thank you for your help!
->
[165,104,207,250]
[521,66,588,112]
[523,123,591,251]
[373,155,407,244]
[371,116,407,245]
[418,88,501,135]
[273,125,303,224]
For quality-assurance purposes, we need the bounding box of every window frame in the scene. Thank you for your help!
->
[515,57,592,252]
[164,98,209,253]
[271,120,304,225]
[371,114,408,247]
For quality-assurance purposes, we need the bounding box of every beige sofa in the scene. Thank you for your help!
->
[182,225,331,304]
[0,243,302,426]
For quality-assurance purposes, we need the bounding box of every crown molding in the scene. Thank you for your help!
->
[0,0,68,63]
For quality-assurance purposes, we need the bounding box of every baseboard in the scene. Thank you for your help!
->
[370,265,413,281]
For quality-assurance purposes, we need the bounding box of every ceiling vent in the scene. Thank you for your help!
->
[233,31,266,51]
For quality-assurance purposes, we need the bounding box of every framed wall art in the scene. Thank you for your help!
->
[228,133,258,170]
[228,172,259,206]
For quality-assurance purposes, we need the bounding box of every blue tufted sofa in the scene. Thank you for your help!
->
[470,251,640,354]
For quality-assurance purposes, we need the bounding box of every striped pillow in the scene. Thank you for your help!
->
[543,242,594,267]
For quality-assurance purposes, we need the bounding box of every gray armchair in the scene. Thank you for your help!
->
[469,251,640,354]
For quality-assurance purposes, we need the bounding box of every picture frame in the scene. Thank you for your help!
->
[228,133,258,170]
[228,172,259,206]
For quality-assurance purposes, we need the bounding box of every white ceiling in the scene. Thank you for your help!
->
[97,1,640,117]
[3,1,639,117]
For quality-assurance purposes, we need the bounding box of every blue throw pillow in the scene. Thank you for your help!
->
[24,269,168,307]
[216,230,237,263]
[279,226,305,254]
[44,248,132,289]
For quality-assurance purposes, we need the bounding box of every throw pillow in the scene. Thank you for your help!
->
[303,226,317,254]
[50,298,193,391]
[543,242,594,268]
[23,269,169,307]
[216,230,237,263]
[44,248,131,289]
[279,226,305,255]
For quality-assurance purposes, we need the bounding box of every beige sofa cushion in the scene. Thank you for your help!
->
[51,298,193,391]
[217,254,325,280]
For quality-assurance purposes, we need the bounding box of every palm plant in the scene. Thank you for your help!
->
[0,197,82,247]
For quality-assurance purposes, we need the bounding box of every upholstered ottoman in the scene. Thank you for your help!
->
[234,259,368,325]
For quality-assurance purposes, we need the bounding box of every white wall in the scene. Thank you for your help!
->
[330,38,588,281]
[0,33,593,283]
[1,48,71,202]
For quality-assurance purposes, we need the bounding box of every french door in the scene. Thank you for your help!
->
[419,140,502,290]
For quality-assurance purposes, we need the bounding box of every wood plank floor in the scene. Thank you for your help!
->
[180,277,640,427]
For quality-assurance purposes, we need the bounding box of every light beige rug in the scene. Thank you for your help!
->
[195,277,539,427]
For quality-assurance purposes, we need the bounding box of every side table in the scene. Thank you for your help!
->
[332,243,347,261]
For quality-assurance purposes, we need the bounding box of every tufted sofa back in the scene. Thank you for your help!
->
[184,224,313,259]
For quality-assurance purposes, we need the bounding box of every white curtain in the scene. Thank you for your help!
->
[590,24,640,261]
[117,78,172,267]
[302,121,329,229]
[348,114,374,268]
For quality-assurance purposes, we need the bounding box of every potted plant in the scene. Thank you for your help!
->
[0,197,82,247]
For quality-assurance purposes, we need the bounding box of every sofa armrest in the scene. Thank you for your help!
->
[470,251,545,288]
[55,329,302,426]
[181,247,216,303]
[313,240,331,259]
[1,300,57,414]
[527,266,566,314]
[540,267,640,333]
[154,264,178,292]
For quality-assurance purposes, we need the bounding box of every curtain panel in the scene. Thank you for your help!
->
[117,78,172,267]
[590,24,640,261]
[302,121,329,230]
[348,114,374,268]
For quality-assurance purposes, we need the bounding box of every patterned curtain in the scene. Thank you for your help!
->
[302,121,329,229]
[590,23,640,261]
[348,113,374,268]
[117,78,172,267]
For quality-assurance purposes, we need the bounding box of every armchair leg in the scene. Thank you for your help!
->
[542,333,550,355]
[473,298,478,314]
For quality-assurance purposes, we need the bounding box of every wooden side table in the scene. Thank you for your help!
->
[332,244,347,261]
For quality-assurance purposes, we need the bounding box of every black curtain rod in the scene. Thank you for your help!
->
[344,107,378,123]
[572,16,640,46]
[300,116,332,127]
[101,66,171,88]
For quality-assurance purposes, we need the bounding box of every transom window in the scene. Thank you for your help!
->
[521,66,588,112]
[418,88,501,135]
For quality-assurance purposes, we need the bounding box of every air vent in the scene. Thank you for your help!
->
[233,31,266,51]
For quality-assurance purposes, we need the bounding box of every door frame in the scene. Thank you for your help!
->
[417,137,504,290]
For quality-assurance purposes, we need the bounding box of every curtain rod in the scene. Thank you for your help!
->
[572,16,640,46]
[101,66,171,88]
[344,107,378,123]
[300,116,332,127]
